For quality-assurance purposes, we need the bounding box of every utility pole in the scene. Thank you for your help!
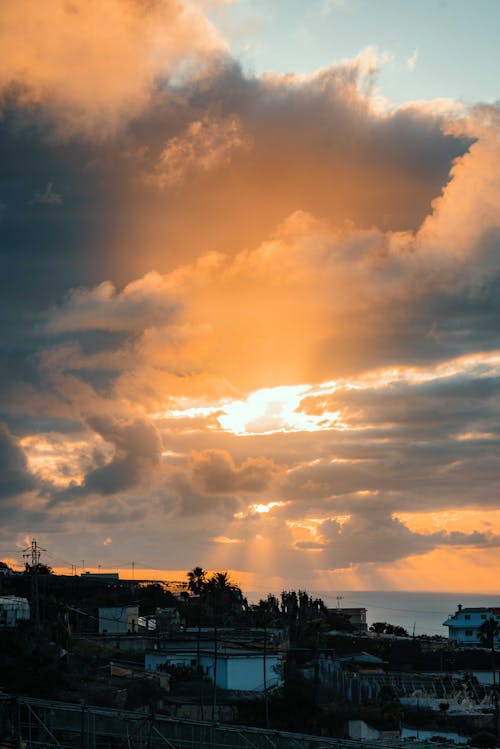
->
[22,538,46,627]
[212,625,218,722]
[263,623,269,728]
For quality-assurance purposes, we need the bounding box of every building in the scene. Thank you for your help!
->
[138,607,182,633]
[0,596,30,626]
[443,605,500,645]
[98,605,139,634]
[327,606,368,631]
[145,641,282,692]
[315,651,385,704]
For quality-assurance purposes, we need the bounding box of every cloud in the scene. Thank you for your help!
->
[318,510,500,568]
[2,38,500,587]
[162,472,241,517]
[147,115,250,187]
[0,0,226,137]
[46,273,179,333]
[0,424,35,499]
[75,415,163,496]
[407,48,419,72]
[191,448,279,492]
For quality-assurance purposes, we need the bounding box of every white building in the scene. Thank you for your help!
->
[443,605,500,645]
[99,605,139,634]
[0,596,30,626]
[145,642,282,692]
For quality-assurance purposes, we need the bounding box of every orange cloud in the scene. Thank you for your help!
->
[147,115,251,187]
[0,0,226,137]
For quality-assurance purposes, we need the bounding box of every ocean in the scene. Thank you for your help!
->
[246,590,500,637]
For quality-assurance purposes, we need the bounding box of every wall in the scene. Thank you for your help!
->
[225,655,281,691]
[0,596,30,626]
[99,606,139,634]
[146,651,197,671]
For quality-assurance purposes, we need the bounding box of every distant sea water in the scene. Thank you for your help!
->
[245,590,500,637]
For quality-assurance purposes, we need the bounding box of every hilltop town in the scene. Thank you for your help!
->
[0,552,499,748]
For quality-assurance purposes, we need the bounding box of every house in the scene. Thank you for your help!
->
[98,605,139,634]
[145,640,283,692]
[0,596,30,626]
[443,605,500,645]
[333,607,368,631]
[138,607,182,633]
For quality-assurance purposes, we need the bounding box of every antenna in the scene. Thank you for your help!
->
[22,538,47,626]
[22,537,46,569]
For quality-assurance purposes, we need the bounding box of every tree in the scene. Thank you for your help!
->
[184,568,246,625]
[250,594,281,627]
[369,621,409,637]
[478,617,500,653]
[478,616,500,738]
[478,616,499,688]
[187,566,207,595]
[205,571,246,619]
[24,562,53,575]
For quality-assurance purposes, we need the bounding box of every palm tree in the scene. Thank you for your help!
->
[478,616,499,738]
[186,566,207,595]
[205,571,245,624]
[478,616,500,654]
[208,571,244,604]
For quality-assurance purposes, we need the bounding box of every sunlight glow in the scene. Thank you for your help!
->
[213,535,243,544]
[20,434,103,488]
[217,384,342,434]
[394,509,500,535]
[150,349,500,437]
[234,501,287,520]
[249,501,286,514]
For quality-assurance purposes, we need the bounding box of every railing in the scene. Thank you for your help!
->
[0,694,456,749]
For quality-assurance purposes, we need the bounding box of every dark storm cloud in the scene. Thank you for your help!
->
[70,416,162,497]
[0,19,498,583]
[0,54,472,416]
[191,448,278,493]
[319,510,500,568]
[0,423,35,499]
[162,472,241,518]
[301,374,500,438]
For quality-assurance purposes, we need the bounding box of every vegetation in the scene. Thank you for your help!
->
[369,621,409,637]
[180,567,247,626]
[24,562,53,575]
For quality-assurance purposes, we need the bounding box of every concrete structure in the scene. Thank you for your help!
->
[443,605,500,645]
[0,596,30,626]
[98,605,139,634]
[145,641,282,692]
[348,720,382,741]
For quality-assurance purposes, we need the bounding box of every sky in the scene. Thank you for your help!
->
[1,0,500,594]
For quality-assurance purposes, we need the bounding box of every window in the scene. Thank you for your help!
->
[464,615,470,620]
[465,629,473,636]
